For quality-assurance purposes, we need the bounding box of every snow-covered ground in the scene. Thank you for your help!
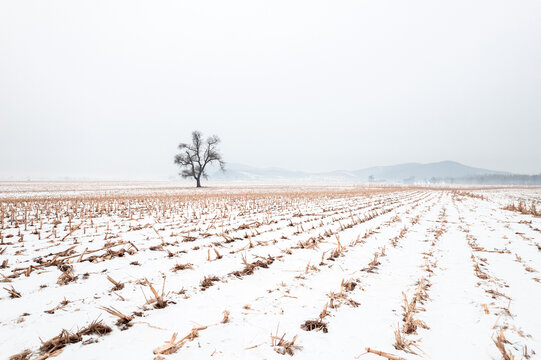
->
[1,183,540,360]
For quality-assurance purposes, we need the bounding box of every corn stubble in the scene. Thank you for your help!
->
[2,185,538,358]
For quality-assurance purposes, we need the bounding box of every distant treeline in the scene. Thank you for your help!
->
[426,174,541,185]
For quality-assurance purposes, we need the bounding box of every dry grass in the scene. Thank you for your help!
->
[39,329,82,353]
[454,191,487,200]
[171,263,193,272]
[106,275,124,291]
[44,298,69,314]
[300,319,328,333]
[271,329,300,356]
[200,275,220,290]
[57,265,77,285]
[230,254,275,277]
[221,310,230,324]
[9,349,32,360]
[493,328,514,360]
[4,285,21,298]
[401,291,429,334]
[362,252,381,272]
[99,306,134,327]
[78,319,113,336]
[504,201,539,216]
[143,277,169,308]
[38,319,111,354]
[393,327,418,354]
[361,347,406,360]
[39,320,112,354]
[153,327,207,355]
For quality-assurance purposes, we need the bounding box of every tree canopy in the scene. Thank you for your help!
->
[174,131,225,187]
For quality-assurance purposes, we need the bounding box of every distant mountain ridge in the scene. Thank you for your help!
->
[210,161,509,183]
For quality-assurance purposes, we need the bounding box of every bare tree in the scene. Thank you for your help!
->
[174,131,225,187]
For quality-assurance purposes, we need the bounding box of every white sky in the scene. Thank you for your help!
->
[1,0,540,179]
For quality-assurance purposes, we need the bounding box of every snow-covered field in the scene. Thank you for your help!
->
[1,182,540,360]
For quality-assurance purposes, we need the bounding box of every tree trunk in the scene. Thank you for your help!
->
[196,177,201,188]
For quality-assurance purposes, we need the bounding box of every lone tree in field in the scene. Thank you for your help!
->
[174,131,225,188]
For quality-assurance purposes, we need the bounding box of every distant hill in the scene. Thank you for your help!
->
[351,161,508,183]
[210,161,510,183]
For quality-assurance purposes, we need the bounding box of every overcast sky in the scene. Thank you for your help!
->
[1,0,540,179]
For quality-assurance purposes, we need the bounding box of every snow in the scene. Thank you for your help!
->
[0,183,540,359]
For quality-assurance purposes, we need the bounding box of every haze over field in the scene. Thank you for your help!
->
[1,0,541,180]
[210,161,507,182]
